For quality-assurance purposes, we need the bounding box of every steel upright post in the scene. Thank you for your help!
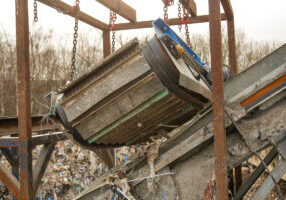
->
[227,18,237,74]
[209,0,228,199]
[103,30,111,58]
[15,0,33,199]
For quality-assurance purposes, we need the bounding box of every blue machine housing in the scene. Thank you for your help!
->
[152,18,205,68]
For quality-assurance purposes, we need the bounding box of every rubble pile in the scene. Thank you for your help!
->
[0,140,108,200]
[0,136,166,200]
[34,141,108,199]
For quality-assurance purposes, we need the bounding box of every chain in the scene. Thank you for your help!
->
[185,24,191,48]
[178,1,182,32]
[162,0,168,24]
[70,0,80,81]
[33,0,38,22]
[110,10,117,53]
[182,6,192,48]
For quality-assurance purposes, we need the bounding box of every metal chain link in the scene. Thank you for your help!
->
[110,10,117,53]
[178,1,182,32]
[182,6,192,48]
[70,0,80,81]
[163,0,168,24]
[33,0,38,22]
[185,24,191,48]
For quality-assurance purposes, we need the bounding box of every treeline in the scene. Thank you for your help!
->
[0,26,282,116]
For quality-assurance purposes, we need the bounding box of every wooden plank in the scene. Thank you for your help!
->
[96,0,136,23]
[37,0,109,30]
[113,14,227,30]
[32,143,56,195]
[179,0,197,16]
[220,0,234,20]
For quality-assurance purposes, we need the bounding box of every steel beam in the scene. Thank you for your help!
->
[15,0,33,199]
[32,143,56,195]
[0,165,20,199]
[251,160,286,200]
[0,132,67,148]
[234,165,242,192]
[0,148,18,167]
[220,0,234,20]
[113,14,227,31]
[37,0,109,30]
[234,147,277,200]
[0,115,59,137]
[227,18,238,74]
[179,0,197,16]
[209,0,228,199]
[96,0,136,23]
[103,30,111,58]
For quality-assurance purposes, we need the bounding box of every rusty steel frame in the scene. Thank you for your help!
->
[0,0,237,199]
[15,0,33,199]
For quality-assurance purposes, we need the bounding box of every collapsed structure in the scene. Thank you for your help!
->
[70,33,286,200]
[0,0,285,199]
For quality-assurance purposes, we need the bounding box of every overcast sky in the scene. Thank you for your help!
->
[1,0,286,43]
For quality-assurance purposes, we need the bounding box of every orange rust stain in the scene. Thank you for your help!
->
[241,74,286,107]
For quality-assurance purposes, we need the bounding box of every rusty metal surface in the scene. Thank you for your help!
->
[103,30,111,58]
[32,143,56,195]
[15,0,33,199]
[0,165,20,199]
[179,0,197,16]
[0,132,67,148]
[209,0,228,199]
[113,14,227,31]
[227,18,238,74]
[0,115,60,136]
[220,0,234,20]
[37,0,109,30]
[96,0,136,22]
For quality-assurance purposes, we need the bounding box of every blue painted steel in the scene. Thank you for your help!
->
[153,18,205,68]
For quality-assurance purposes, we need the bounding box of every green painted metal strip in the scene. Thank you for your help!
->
[125,104,193,145]
[88,88,169,144]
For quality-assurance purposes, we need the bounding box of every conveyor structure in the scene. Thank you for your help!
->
[56,19,216,148]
